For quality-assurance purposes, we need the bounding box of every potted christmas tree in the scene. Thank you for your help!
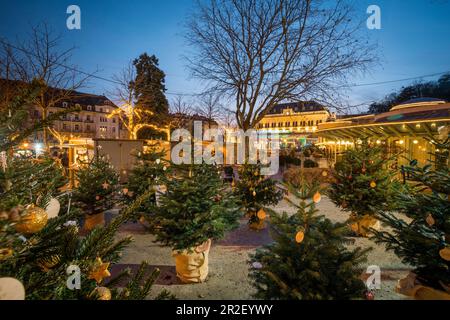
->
[125,147,168,225]
[328,140,399,237]
[234,163,283,230]
[250,181,370,300]
[147,163,241,283]
[73,156,119,231]
[372,138,450,300]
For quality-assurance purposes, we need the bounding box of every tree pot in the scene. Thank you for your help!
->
[172,239,211,284]
[84,212,105,231]
[396,272,450,300]
[349,214,380,237]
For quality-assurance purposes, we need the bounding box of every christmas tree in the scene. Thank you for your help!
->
[72,155,119,229]
[147,163,241,283]
[249,181,370,300]
[124,146,168,221]
[0,83,168,300]
[328,140,399,236]
[371,138,450,299]
[148,163,241,251]
[234,162,283,229]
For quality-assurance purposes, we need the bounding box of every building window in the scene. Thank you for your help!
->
[74,125,80,131]
[285,122,290,127]
[86,125,90,131]
[74,114,79,121]
[265,123,269,128]
[293,121,298,127]
[63,124,67,130]
[86,115,91,121]
[278,122,283,127]
[87,105,92,111]
[112,127,116,133]
[112,118,116,123]
[100,108,103,113]
[62,102,68,108]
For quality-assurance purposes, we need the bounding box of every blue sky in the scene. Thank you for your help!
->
[0,0,449,111]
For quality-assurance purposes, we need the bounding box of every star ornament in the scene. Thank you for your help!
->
[102,181,110,190]
[89,257,111,283]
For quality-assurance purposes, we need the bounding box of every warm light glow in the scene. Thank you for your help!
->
[399,140,404,145]
[22,142,29,148]
[416,124,421,129]
[376,140,381,144]
[413,140,419,144]
[431,123,436,127]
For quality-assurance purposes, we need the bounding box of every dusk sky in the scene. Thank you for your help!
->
[1,0,449,112]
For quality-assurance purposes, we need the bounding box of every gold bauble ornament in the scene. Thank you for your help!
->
[89,257,111,283]
[0,248,13,260]
[257,209,266,220]
[37,255,61,272]
[439,247,450,261]
[370,181,377,188]
[313,191,321,204]
[14,205,48,234]
[93,286,112,300]
[252,191,257,197]
[295,231,305,244]
[322,171,328,177]
[426,214,435,227]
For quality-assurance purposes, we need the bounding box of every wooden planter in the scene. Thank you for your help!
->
[83,212,105,231]
[172,239,211,284]
[349,214,380,237]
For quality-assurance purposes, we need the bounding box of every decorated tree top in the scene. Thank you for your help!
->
[250,182,370,300]
[328,140,399,217]
[149,163,241,251]
[372,137,450,293]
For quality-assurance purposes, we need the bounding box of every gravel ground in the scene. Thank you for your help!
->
[112,195,412,300]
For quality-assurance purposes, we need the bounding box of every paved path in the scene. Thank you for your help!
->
[109,195,411,300]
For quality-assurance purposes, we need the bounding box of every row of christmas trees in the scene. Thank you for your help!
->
[1,81,449,300]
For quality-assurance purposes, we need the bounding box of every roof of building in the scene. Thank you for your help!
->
[0,78,117,110]
[267,101,328,115]
[390,97,447,111]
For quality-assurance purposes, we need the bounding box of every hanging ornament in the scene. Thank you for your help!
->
[0,277,25,300]
[89,257,111,283]
[122,188,129,195]
[102,182,110,190]
[365,290,375,300]
[439,247,450,261]
[313,191,321,204]
[92,286,112,300]
[426,214,435,227]
[95,195,101,201]
[295,231,305,244]
[341,201,348,209]
[156,158,161,164]
[252,191,257,197]
[214,195,222,203]
[14,205,48,234]
[231,180,235,188]
[257,208,266,220]
[163,166,167,171]
[37,255,61,272]
[348,175,353,180]
[321,171,328,177]
[370,181,377,188]
[0,248,13,260]
[252,262,263,269]
[361,167,367,174]
[45,197,60,219]
[0,211,8,220]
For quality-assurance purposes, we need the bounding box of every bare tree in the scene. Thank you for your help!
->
[195,92,223,129]
[1,23,93,149]
[169,95,195,129]
[109,61,168,139]
[185,0,377,130]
